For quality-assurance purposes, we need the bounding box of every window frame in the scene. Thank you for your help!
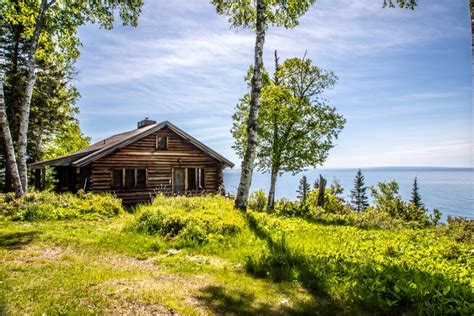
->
[111,168,148,189]
[156,136,168,150]
[185,167,205,191]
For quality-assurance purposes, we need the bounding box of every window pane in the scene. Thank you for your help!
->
[137,169,147,188]
[125,169,135,188]
[112,169,122,189]
[187,168,196,190]
[157,137,167,150]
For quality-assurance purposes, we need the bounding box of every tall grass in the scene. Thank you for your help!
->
[129,195,246,246]
[0,190,123,221]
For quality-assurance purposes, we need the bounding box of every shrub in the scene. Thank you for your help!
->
[441,216,474,244]
[0,191,122,221]
[248,190,267,212]
[130,194,246,245]
[245,211,474,314]
[370,181,440,226]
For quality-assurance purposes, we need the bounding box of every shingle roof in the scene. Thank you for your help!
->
[30,121,234,169]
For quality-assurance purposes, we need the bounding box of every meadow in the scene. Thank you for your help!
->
[0,192,472,315]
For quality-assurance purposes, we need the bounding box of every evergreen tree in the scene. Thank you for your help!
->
[410,177,423,209]
[329,178,344,199]
[297,175,311,202]
[350,169,369,212]
[313,178,320,190]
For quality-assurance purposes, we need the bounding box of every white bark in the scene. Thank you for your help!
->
[235,0,266,210]
[0,51,24,197]
[17,0,51,192]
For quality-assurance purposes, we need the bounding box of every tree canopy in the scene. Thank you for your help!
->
[0,0,143,194]
[232,53,345,210]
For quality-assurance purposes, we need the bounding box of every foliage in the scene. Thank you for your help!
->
[130,195,246,246]
[328,178,344,198]
[370,180,443,227]
[296,175,310,202]
[410,177,423,209]
[232,56,345,211]
[350,169,369,212]
[248,189,267,212]
[245,211,473,314]
[441,216,474,244]
[41,120,90,160]
[232,57,344,175]
[0,190,122,221]
[211,0,316,29]
[0,0,143,193]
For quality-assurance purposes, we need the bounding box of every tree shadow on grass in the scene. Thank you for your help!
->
[0,231,39,249]
[197,285,329,316]
[243,212,473,315]
[197,285,270,315]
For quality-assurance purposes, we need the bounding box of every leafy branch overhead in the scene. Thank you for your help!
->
[0,0,143,196]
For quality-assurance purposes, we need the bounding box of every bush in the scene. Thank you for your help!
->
[248,190,267,212]
[0,190,123,221]
[441,216,474,244]
[130,194,246,245]
[370,181,439,226]
[245,211,474,314]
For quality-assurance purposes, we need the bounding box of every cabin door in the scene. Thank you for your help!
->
[173,168,185,194]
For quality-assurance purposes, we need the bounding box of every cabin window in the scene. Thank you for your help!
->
[187,168,205,190]
[112,168,147,189]
[137,169,147,188]
[124,169,135,188]
[112,169,122,189]
[156,136,168,150]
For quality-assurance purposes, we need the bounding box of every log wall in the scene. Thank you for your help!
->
[89,127,224,203]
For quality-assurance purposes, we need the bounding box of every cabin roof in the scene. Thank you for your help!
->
[30,121,235,169]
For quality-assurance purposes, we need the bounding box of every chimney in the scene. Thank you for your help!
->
[137,117,157,129]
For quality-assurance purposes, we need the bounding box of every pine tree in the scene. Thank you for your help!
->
[410,177,423,209]
[350,169,369,212]
[297,175,311,202]
[313,178,320,190]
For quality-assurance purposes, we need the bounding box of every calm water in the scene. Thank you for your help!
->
[224,167,473,220]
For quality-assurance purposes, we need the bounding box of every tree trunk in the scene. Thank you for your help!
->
[17,66,36,191]
[317,175,326,207]
[0,53,24,197]
[266,164,279,212]
[17,0,50,192]
[234,0,266,211]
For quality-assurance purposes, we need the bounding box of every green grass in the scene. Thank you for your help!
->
[0,194,472,314]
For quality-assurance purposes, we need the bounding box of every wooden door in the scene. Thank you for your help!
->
[173,168,185,194]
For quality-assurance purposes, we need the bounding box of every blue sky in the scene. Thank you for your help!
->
[74,0,472,168]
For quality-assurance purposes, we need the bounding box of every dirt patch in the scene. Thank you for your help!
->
[99,275,212,315]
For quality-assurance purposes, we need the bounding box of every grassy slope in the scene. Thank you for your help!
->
[0,197,472,315]
[0,215,319,315]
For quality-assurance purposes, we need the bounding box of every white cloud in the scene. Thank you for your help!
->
[74,0,471,168]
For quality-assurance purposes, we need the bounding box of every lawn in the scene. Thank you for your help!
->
[0,193,472,315]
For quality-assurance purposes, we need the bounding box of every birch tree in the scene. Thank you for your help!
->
[232,54,345,211]
[0,0,143,196]
[213,0,417,210]
[211,0,316,210]
[0,51,23,197]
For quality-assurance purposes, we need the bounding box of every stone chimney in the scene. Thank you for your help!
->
[137,117,157,129]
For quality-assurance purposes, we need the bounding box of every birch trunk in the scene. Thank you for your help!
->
[234,0,266,210]
[0,52,24,197]
[17,0,50,192]
[266,164,279,212]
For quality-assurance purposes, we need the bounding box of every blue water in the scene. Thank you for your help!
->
[224,167,473,220]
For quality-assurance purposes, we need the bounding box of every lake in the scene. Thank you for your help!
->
[224,167,473,220]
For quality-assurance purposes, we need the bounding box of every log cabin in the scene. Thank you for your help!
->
[29,119,234,204]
